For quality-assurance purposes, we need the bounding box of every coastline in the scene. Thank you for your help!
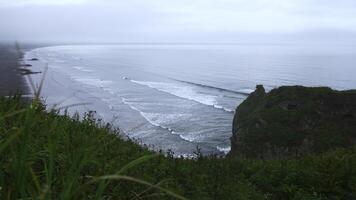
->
[0,42,49,96]
[23,46,233,156]
[1,44,356,199]
[22,44,356,157]
[0,43,28,96]
[1,86,355,199]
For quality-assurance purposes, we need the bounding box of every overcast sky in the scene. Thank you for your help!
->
[1,0,356,43]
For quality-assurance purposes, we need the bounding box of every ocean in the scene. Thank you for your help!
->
[24,44,356,156]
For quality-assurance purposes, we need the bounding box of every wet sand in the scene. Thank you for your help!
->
[0,43,29,96]
[0,43,48,96]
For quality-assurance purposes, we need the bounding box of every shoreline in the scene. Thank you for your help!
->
[0,43,28,96]
[22,44,356,157]
[0,42,49,96]
[23,47,232,157]
[1,86,355,199]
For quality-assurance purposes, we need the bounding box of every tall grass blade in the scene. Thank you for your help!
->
[35,65,48,100]
[94,175,187,200]
[94,154,158,199]
[133,179,172,200]
[0,109,27,121]
[116,154,158,175]
[0,130,20,153]
[26,74,37,95]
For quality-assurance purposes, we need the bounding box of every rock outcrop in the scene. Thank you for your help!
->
[230,85,356,158]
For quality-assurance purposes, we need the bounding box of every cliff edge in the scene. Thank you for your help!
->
[230,85,356,158]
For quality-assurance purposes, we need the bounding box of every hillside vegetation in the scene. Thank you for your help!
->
[231,85,356,158]
[0,95,355,199]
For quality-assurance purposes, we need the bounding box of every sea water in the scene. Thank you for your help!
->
[25,44,356,156]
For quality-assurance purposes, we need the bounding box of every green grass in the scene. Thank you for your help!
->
[0,95,355,199]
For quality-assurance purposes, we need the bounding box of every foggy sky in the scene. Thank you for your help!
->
[1,0,356,43]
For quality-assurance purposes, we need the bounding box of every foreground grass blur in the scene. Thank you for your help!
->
[0,95,355,199]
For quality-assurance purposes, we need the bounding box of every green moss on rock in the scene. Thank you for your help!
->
[230,85,356,158]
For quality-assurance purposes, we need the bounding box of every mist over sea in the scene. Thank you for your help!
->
[25,44,356,156]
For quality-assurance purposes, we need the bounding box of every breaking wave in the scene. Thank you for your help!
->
[130,80,235,112]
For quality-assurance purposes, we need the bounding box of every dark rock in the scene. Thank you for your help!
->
[30,58,39,61]
[19,68,41,75]
[230,85,356,158]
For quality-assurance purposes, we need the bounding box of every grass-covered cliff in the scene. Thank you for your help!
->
[231,85,356,158]
[1,94,356,199]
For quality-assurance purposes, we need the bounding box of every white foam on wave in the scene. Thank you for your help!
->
[130,80,234,113]
[237,88,254,94]
[213,105,235,113]
[121,97,201,142]
[172,129,211,143]
[121,98,174,131]
[102,87,116,95]
[177,133,204,143]
[131,80,217,106]
[72,76,113,88]
[144,113,188,126]
[130,80,236,113]
[73,66,93,72]
[216,146,231,154]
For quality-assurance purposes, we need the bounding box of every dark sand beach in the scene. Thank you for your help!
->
[0,42,47,96]
[0,43,28,96]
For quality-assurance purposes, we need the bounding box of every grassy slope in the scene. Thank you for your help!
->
[0,96,355,200]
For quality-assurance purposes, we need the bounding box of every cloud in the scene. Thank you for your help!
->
[0,0,355,42]
[0,0,91,7]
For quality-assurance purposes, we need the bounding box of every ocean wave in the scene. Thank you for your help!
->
[173,79,251,96]
[121,97,208,143]
[131,80,217,105]
[121,98,180,133]
[72,76,113,88]
[213,105,234,113]
[73,66,93,72]
[237,88,255,94]
[177,133,205,143]
[130,80,234,112]
[216,146,231,154]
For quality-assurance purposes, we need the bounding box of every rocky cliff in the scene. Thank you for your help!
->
[230,85,356,158]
